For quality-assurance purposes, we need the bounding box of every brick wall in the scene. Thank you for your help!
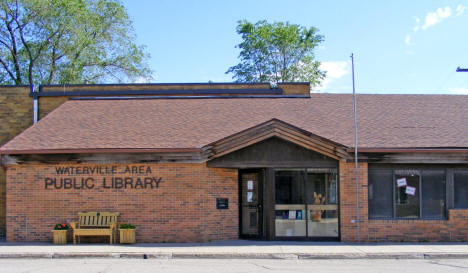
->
[339,160,468,242]
[0,86,33,237]
[368,210,468,242]
[5,162,239,243]
[339,161,368,242]
[0,86,72,236]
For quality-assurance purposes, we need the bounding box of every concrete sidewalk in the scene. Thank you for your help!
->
[0,240,468,259]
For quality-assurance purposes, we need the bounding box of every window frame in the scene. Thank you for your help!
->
[369,166,449,220]
[454,169,468,209]
[392,170,422,219]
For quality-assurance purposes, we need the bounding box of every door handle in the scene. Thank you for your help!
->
[257,204,262,209]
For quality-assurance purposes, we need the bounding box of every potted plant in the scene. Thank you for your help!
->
[119,223,136,244]
[52,222,69,244]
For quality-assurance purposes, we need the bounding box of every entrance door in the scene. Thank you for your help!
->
[240,171,263,239]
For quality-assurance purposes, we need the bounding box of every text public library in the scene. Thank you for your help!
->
[44,165,162,190]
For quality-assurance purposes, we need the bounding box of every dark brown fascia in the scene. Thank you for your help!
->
[0,148,201,155]
[346,148,468,153]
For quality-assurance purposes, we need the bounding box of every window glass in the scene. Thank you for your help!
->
[368,169,393,219]
[275,170,304,204]
[421,170,446,219]
[395,171,420,218]
[306,172,338,237]
[275,170,306,237]
[454,170,468,208]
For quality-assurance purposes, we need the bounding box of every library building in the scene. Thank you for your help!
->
[0,82,467,243]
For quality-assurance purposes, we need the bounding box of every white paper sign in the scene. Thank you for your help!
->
[247,180,254,190]
[397,178,407,187]
[405,186,416,196]
[247,192,253,202]
[288,210,296,220]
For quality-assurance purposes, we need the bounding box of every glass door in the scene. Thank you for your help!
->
[240,171,263,238]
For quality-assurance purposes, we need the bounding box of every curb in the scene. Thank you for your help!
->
[0,252,467,260]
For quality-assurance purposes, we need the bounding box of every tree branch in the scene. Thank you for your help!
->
[0,56,16,82]
[3,5,21,84]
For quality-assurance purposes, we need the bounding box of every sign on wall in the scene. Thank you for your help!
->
[44,165,163,190]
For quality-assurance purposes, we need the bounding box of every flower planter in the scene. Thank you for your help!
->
[52,230,68,244]
[119,228,136,244]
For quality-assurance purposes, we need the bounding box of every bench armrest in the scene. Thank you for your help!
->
[110,222,117,230]
[70,222,79,230]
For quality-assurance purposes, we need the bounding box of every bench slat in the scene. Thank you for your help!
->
[77,212,119,228]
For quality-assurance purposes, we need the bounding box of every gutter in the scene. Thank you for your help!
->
[0,148,202,155]
[31,84,38,123]
[347,148,468,153]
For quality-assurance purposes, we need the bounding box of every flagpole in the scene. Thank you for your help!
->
[351,53,360,243]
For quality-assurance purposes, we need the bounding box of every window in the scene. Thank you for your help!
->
[368,169,392,218]
[395,170,420,218]
[454,170,468,208]
[368,167,447,220]
[275,169,306,237]
[421,170,446,218]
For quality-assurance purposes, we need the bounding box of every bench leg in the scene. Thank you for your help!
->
[110,234,113,245]
[73,235,76,244]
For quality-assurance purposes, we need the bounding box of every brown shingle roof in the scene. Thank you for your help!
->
[1,94,467,154]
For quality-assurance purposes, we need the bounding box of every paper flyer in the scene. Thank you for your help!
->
[288,210,296,220]
[405,186,416,196]
[247,192,253,202]
[397,178,407,187]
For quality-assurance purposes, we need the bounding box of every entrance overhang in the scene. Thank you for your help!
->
[203,118,352,161]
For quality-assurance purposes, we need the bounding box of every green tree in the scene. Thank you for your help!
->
[0,0,152,85]
[226,20,325,86]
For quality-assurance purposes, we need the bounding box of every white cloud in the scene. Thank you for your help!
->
[449,88,468,94]
[315,61,350,91]
[456,4,466,16]
[134,76,151,83]
[412,17,420,32]
[422,6,452,30]
[405,34,414,46]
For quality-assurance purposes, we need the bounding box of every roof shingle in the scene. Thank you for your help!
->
[1,94,467,153]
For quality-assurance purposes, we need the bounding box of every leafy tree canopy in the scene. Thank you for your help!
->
[0,0,152,85]
[226,20,325,86]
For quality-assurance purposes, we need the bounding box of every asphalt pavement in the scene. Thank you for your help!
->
[2,258,468,273]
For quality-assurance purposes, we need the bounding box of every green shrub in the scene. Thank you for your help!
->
[119,223,136,229]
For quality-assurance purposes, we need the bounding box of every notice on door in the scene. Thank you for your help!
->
[247,192,253,203]
[247,180,254,190]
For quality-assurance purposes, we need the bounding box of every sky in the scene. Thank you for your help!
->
[121,0,468,94]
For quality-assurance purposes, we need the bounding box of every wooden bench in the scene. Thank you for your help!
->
[70,212,119,244]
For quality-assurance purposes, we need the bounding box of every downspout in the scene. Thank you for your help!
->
[31,84,38,123]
